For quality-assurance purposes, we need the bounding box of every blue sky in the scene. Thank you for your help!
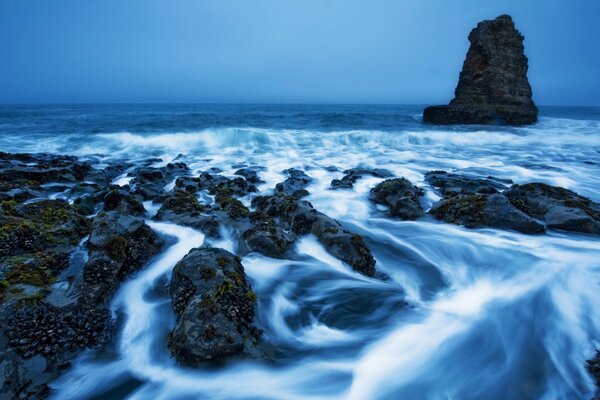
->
[1,0,599,105]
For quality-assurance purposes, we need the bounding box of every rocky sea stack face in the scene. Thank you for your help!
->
[423,14,538,125]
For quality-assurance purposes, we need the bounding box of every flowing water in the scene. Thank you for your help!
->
[1,104,600,399]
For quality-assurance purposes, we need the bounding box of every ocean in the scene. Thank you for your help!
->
[1,104,600,399]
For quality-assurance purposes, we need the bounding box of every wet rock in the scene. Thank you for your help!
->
[423,15,538,125]
[175,173,257,198]
[587,350,600,398]
[5,301,109,359]
[252,194,376,276]
[0,199,90,259]
[0,152,92,184]
[370,178,424,220]
[82,211,164,298]
[331,167,393,190]
[505,183,600,235]
[275,168,312,198]
[102,187,145,216]
[425,170,509,197]
[241,217,295,259]
[167,247,261,365]
[129,162,189,200]
[234,168,263,184]
[430,193,545,234]
[153,190,220,238]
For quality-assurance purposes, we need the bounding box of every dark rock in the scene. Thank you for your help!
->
[425,170,509,197]
[423,15,538,125]
[175,173,257,198]
[0,153,93,184]
[167,247,261,365]
[587,350,600,398]
[153,190,220,238]
[234,168,263,184]
[505,183,600,235]
[103,188,145,216]
[128,163,189,200]
[370,178,424,220]
[0,199,90,260]
[275,168,312,198]
[241,218,295,259]
[252,194,376,276]
[331,167,393,190]
[82,211,164,298]
[430,193,545,234]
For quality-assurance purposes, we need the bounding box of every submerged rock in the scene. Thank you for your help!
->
[370,178,424,220]
[505,183,600,235]
[168,247,261,365]
[423,15,538,125]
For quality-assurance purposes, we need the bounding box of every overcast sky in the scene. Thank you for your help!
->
[1,0,598,105]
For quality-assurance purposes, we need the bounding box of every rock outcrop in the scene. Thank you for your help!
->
[369,178,424,220]
[505,183,600,234]
[426,171,600,236]
[423,14,538,125]
[167,247,262,365]
[331,168,392,190]
[251,194,376,276]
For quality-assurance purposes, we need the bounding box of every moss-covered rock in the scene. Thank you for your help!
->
[167,247,262,365]
[430,193,545,234]
[505,183,600,235]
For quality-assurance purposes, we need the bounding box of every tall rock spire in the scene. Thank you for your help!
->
[423,15,538,125]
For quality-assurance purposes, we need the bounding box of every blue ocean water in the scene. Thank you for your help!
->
[1,104,600,400]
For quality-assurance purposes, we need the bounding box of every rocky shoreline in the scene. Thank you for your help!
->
[1,151,599,398]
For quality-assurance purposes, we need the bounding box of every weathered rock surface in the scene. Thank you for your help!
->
[423,14,538,125]
[370,178,424,220]
[168,247,261,365]
[505,183,600,235]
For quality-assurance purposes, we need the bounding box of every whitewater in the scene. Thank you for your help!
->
[1,104,599,399]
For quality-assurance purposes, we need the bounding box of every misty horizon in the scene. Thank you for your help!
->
[1,0,599,106]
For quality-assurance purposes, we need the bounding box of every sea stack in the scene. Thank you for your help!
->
[423,14,538,125]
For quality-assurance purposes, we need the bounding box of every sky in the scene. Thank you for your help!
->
[1,0,599,105]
